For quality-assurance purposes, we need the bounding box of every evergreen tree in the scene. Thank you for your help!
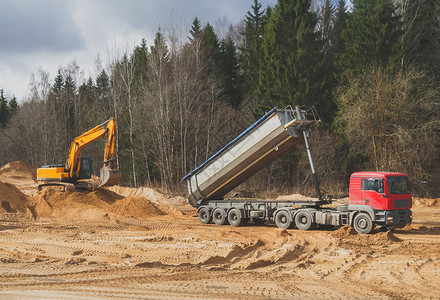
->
[63,74,76,142]
[52,70,64,92]
[0,89,9,127]
[257,0,322,116]
[201,23,220,77]
[96,70,110,102]
[133,38,149,83]
[320,0,335,55]
[241,0,268,97]
[8,96,18,115]
[218,37,242,108]
[332,0,348,79]
[189,17,203,42]
[341,0,402,75]
[150,31,169,61]
[78,77,95,104]
[401,0,440,77]
[318,0,338,123]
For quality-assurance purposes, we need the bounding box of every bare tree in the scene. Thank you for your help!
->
[335,65,440,194]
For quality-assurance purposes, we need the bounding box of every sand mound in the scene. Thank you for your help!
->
[110,195,165,220]
[401,224,440,234]
[332,226,402,247]
[0,161,38,196]
[30,189,165,221]
[413,198,439,207]
[106,186,187,206]
[331,226,357,239]
[0,181,29,214]
[0,161,37,180]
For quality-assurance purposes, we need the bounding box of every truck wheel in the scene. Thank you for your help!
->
[353,213,374,234]
[228,208,243,227]
[275,210,294,229]
[212,208,228,225]
[198,207,211,224]
[295,211,315,231]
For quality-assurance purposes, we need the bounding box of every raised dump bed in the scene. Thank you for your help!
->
[183,107,319,207]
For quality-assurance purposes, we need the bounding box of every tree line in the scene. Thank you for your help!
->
[0,0,439,196]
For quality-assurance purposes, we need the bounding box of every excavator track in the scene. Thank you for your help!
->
[38,182,76,192]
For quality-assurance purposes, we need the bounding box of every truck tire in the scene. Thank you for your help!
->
[295,211,315,231]
[212,208,228,225]
[275,210,294,229]
[228,208,243,227]
[198,207,211,224]
[353,213,374,234]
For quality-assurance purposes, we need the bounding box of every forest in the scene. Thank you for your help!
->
[0,0,439,197]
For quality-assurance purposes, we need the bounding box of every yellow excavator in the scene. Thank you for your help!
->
[37,118,122,192]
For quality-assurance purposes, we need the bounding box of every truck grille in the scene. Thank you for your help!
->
[394,199,410,208]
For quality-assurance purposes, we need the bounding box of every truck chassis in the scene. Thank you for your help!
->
[197,199,412,234]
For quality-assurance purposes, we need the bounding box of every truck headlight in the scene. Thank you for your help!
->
[387,216,393,220]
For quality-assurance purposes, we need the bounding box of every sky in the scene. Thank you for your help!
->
[0,0,277,102]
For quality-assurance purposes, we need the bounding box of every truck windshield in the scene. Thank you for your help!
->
[387,176,410,194]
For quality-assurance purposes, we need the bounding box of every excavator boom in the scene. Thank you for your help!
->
[37,118,121,191]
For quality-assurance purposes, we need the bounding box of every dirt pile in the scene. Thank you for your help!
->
[109,195,165,219]
[30,189,166,221]
[0,161,37,180]
[0,161,38,196]
[107,185,187,206]
[0,181,30,214]
[331,225,357,239]
[413,197,440,207]
[402,223,440,234]
[332,226,402,249]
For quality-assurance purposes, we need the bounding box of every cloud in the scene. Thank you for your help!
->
[0,0,277,100]
[0,0,84,54]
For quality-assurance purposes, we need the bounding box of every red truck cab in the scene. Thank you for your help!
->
[347,172,412,231]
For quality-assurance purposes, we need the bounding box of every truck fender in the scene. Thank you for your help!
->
[347,204,376,222]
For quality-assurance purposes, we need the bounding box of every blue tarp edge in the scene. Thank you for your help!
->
[182,107,277,181]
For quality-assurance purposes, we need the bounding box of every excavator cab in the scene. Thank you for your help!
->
[77,157,92,180]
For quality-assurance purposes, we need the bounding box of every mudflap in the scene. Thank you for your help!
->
[99,167,122,187]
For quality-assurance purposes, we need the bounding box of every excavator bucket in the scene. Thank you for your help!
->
[99,166,122,187]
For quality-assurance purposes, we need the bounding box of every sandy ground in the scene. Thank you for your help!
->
[0,162,439,299]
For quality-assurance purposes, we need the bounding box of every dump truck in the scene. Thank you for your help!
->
[37,118,121,192]
[183,107,412,234]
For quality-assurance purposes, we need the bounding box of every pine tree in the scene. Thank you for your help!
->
[133,38,149,83]
[201,23,220,77]
[218,37,242,108]
[150,31,169,62]
[320,0,335,55]
[52,70,64,92]
[332,0,348,79]
[318,0,338,123]
[341,0,402,75]
[63,74,76,142]
[8,96,18,115]
[189,17,203,42]
[241,0,268,97]
[0,89,9,127]
[96,70,110,102]
[257,0,322,116]
[401,0,440,77]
